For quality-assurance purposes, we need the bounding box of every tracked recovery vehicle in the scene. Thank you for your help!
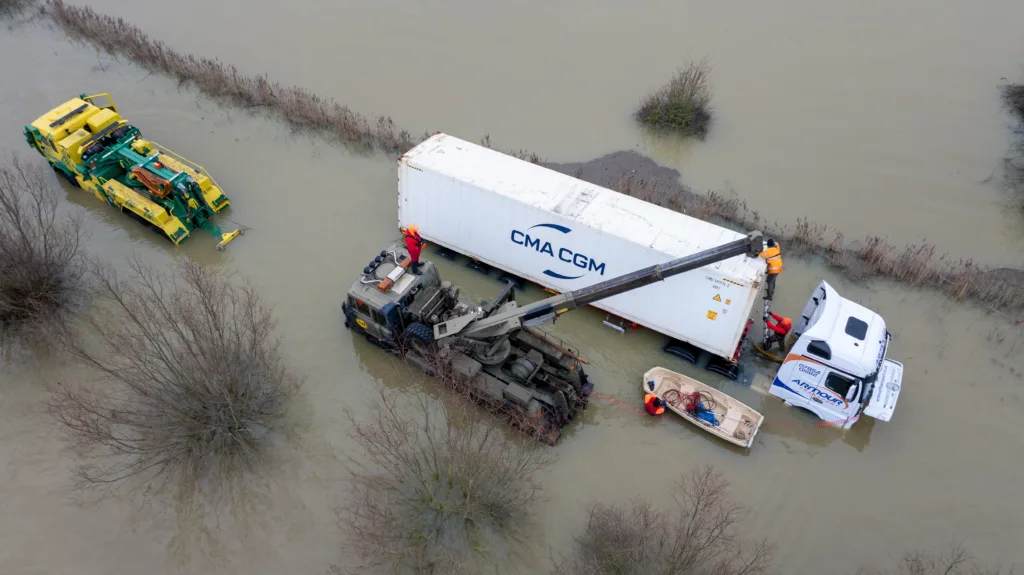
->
[344,231,764,444]
[23,93,241,249]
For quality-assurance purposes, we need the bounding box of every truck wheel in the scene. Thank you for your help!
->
[52,165,79,188]
[403,322,435,357]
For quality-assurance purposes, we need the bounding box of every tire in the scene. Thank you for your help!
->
[403,322,435,356]
[52,164,79,188]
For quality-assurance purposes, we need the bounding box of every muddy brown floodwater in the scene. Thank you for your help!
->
[2,4,1024,574]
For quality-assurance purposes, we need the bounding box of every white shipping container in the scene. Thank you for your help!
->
[398,133,766,361]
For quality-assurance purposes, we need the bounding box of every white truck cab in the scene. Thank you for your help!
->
[769,281,904,429]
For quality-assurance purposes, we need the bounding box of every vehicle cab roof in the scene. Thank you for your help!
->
[800,282,887,379]
[346,241,436,307]
[30,97,99,139]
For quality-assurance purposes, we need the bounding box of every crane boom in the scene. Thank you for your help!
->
[434,231,763,341]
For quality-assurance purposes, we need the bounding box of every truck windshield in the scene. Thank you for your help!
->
[824,372,855,400]
[859,331,890,403]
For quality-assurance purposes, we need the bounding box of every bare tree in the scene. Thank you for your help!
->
[853,543,1016,575]
[47,255,300,495]
[554,465,773,575]
[339,384,553,574]
[0,156,83,339]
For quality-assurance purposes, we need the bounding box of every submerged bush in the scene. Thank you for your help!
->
[1003,84,1024,195]
[340,387,551,574]
[0,156,84,339]
[1004,84,1024,121]
[636,59,714,139]
[554,465,773,575]
[48,256,300,495]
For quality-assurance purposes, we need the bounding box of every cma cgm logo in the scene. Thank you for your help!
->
[510,223,607,280]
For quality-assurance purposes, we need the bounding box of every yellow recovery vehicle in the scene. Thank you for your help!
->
[23,93,241,249]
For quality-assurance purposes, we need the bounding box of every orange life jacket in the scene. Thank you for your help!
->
[644,393,665,415]
[760,244,783,275]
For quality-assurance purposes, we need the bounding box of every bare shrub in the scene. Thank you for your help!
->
[1005,85,1024,192]
[554,465,773,575]
[853,542,1016,575]
[47,255,300,495]
[340,385,552,574]
[0,0,34,16]
[0,156,83,338]
[637,59,714,139]
[1004,84,1024,121]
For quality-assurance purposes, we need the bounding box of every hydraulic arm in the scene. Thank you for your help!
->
[434,231,764,342]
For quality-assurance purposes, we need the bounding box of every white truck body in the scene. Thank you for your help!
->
[769,280,903,428]
[397,133,766,361]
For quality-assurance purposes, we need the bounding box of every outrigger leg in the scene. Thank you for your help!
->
[202,222,245,250]
[217,228,243,250]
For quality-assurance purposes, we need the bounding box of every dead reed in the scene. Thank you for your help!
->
[610,173,1024,314]
[45,0,548,163]
[46,0,417,155]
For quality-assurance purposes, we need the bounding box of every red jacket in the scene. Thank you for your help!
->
[404,231,425,261]
[767,312,791,335]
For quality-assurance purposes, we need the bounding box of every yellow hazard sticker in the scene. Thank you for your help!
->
[726,299,732,305]
[706,310,718,320]
[713,293,722,302]
[356,318,368,329]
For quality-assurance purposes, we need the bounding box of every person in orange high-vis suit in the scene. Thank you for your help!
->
[644,393,666,416]
[759,239,783,300]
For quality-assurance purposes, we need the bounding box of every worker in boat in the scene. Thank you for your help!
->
[644,392,666,416]
[765,312,792,351]
[402,224,426,274]
[759,238,783,300]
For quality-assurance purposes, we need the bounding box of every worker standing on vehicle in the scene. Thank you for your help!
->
[765,312,792,351]
[403,225,426,274]
[759,239,783,300]
[644,393,666,416]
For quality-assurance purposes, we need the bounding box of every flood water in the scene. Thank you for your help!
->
[2,3,1024,573]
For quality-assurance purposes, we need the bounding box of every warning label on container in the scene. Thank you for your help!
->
[706,310,718,320]
[713,294,722,302]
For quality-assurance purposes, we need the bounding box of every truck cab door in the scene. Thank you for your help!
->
[769,357,819,410]
[815,371,862,428]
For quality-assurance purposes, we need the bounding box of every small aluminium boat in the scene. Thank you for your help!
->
[643,366,764,449]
